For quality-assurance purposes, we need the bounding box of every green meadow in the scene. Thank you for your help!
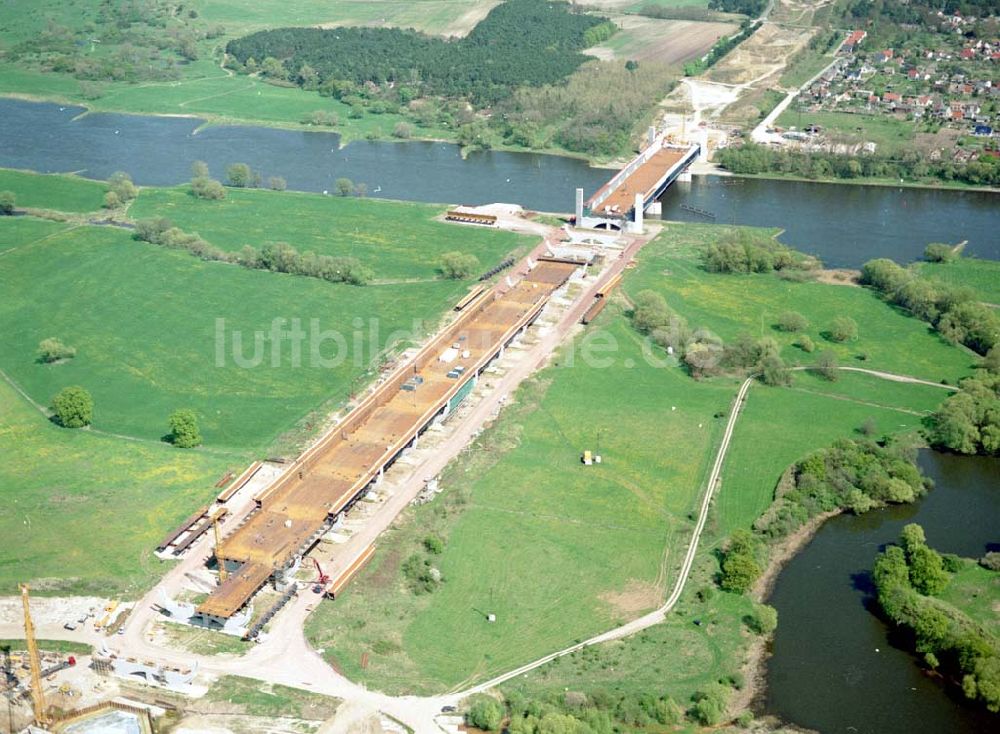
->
[917,256,1000,306]
[0,377,236,597]
[0,221,474,449]
[625,223,973,384]
[0,169,107,213]
[938,561,1000,639]
[306,221,972,696]
[129,186,529,281]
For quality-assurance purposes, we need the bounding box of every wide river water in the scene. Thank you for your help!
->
[765,450,999,733]
[2,95,999,730]
[1,98,997,268]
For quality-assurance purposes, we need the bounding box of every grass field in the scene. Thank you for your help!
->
[776,108,916,152]
[0,639,93,655]
[0,217,72,257]
[203,676,341,718]
[625,223,974,385]
[306,316,737,694]
[0,169,107,213]
[938,561,1000,640]
[192,0,499,37]
[917,257,1000,306]
[713,371,949,536]
[0,220,475,449]
[129,187,529,281]
[0,378,236,597]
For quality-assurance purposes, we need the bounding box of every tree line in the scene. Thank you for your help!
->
[931,367,1000,456]
[224,0,612,106]
[873,524,999,712]
[717,143,1000,188]
[859,255,1000,356]
[133,217,374,286]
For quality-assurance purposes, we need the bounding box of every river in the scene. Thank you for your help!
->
[1,98,997,268]
[764,450,1000,733]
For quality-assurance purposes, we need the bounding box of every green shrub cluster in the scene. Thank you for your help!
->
[860,257,1000,355]
[133,218,372,285]
[754,439,928,540]
[719,530,762,593]
[873,524,1000,712]
[702,229,818,274]
[930,370,1000,456]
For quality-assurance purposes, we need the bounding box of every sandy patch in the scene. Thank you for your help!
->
[600,579,661,616]
[814,268,860,286]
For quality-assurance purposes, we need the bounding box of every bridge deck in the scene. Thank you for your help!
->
[196,260,578,619]
[590,147,689,216]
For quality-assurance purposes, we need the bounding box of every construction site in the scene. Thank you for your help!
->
[147,252,585,637]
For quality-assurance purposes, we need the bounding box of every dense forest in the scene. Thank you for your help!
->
[716,143,1000,187]
[225,0,614,105]
[708,0,767,17]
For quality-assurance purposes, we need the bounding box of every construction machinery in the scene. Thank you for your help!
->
[311,558,330,593]
[19,583,49,726]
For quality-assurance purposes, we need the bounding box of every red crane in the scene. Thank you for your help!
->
[311,558,330,585]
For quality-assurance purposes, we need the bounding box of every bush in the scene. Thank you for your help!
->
[226,162,254,187]
[108,171,137,203]
[335,177,354,196]
[748,603,778,635]
[828,316,858,342]
[103,190,121,209]
[979,552,1000,571]
[168,408,202,448]
[268,176,287,191]
[0,190,14,215]
[51,386,93,428]
[423,535,444,554]
[191,176,226,200]
[466,697,503,731]
[813,350,839,381]
[924,243,958,263]
[776,310,808,332]
[392,121,414,139]
[795,334,815,352]
[632,290,671,333]
[719,530,761,593]
[440,251,480,279]
[37,338,76,363]
[690,683,729,726]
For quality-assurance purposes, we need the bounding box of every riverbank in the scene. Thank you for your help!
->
[736,507,841,718]
[701,163,1000,195]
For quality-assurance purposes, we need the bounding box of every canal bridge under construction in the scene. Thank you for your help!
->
[196,258,579,622]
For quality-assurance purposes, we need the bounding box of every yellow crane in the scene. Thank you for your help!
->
[213,514,228,583]
[20,583,49,726]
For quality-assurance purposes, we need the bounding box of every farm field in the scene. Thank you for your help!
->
[129,186,529,281]
[0,168,107,213]
[306,315,737,694]
[586,15,736,65]
[624,223,974,385]
[190,0,500,37]
[917,257,1000,307]
[0,220,476,450]
[0,377,237,597]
